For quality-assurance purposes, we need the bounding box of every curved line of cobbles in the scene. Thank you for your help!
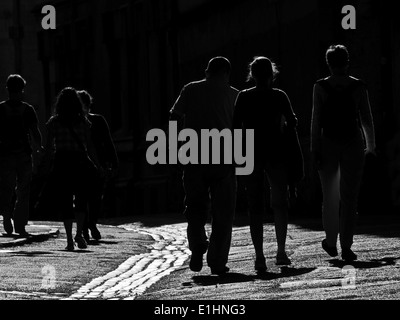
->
[67,223,189,300]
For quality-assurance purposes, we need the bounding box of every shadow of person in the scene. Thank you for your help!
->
[254,266,316,280]
[328,256,400,269]
[10,251,53,257]
[190,266,317,286]
[192,272,255,286]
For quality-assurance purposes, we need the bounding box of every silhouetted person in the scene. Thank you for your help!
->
[0,74,44,236]
[233,57,297,271]
[78,90,119,242]
[311,45,376,261]
[44,87,102,251]
[170,57,239,275]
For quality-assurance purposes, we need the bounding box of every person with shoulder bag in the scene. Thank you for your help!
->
[233,56,300,272]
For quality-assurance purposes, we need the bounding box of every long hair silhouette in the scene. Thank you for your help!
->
[53,87,86,125]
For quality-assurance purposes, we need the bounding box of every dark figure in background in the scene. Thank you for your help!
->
[44,87,102,251]
[170,57,239,275]
[78,90,119,242]
[234,57,297,271]
[311,45,376,261]
[0,74,44,236]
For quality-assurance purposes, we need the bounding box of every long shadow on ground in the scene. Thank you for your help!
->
[186,267,316,287]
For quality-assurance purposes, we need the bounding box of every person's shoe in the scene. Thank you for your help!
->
[322,239,338,257]
[82,229,90,243]
[342,248,357,261]
[276,252,291,266]
[16,230,31,238]
[15,226,31,238]
[90,225,102,241]
[3,217,13,235]
[255,256,267,272]
[189,251,204,272]
[66,241,75,251]
[210,266,230,276]
[74,236,88,249]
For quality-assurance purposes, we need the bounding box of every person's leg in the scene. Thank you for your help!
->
[74,210,88,249]
[244,167,266,266]
[87,175,105,240]
[339,135,365,256]
[13,153,33,234]
[73,165,91,249]
[64,219,75,250]
[207,166,237,274]
[0,156,17,234]
[319,168,341,247]
[319,137,341,250]
[265,162,290,264]
[60,195,75,250]
[183,167,210,272]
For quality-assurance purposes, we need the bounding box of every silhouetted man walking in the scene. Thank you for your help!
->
[0,74,44,236]
[170,57,239,275]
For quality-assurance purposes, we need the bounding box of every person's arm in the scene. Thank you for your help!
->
[28,107,44,152]
[29,123,44,153]
[169,84,189,121]
[44,121,55,154]
[168,85,189,154]
[84,121,103,172]
[358,86,376,155]
[233,92,243,130]
[37,120,56,176]
[99,116,119,175]
[281,91,298,130]
[311,83,323,165]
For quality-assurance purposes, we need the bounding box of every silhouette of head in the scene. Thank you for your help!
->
[326,45,349,72]
[205,56,231,79]
[54,87,86,124]
[247,56,279,86]
[6,74,26,94]
[78,90,93,112]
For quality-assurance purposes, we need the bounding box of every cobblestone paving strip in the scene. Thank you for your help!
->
[68,223,189,300]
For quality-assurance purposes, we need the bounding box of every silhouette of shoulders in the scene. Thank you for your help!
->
[316,76,365,89]
[0,100,34,110]
[239,86,288,99]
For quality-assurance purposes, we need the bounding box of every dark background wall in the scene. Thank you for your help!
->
[0,0,398,218]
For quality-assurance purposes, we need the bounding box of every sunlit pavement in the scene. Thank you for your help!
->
[0,214,399,301]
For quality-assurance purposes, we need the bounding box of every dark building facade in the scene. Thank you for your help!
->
[1,0,399,217]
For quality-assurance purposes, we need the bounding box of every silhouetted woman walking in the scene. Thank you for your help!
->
[311,45,376,261]
[234,57,298,271]
[45,87,101,251]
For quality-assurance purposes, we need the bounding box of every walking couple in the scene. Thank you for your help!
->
[0,79,118,251]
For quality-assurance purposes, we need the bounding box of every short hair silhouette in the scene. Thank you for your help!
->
[326,45,349,69]
[6,74,26,93]
[78,90,93,110]
[247,56,279,83]
[205,56,231,78]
